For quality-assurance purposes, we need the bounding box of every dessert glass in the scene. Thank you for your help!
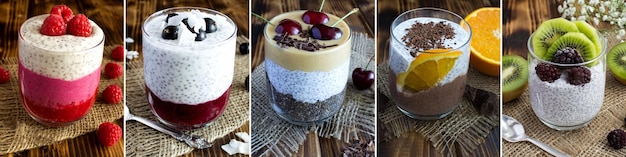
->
[388,8,472,120]
[527,32,606,131]
[264,10,351,126]
[18,14,104,127]
[142,7,237,130]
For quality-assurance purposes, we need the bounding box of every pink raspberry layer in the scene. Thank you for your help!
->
[18,61,100,124]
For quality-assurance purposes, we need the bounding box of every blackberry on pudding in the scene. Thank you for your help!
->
[142,7,237,130]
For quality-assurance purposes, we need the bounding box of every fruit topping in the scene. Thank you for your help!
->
[40,14,67,36]
[397,49,461,92]
[531,18,579,58]
[162,25,179,40]
[535,62,561,83]
[50,4,73,23]
[545,32,596,62]
[302,0,329,24]
[566,66,591,85]
[239,42,249,55]
[607,42,626,85]
[311,24,342,40]
[0,66,10,84]
[105,62,123,79]
[276,19,302,35]
[607,129,626,149]
[111,45,125,61]
[102,84,122,104]
[204,18,217,33]
[552,47,584,64]
[67,14,92,37]
[352,56,375,90]
[165,13,178,23]
[502,55,528,103]
[162,11,215,41]
[98,122,122,146]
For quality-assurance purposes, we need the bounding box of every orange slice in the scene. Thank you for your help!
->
[397,49,461,92]
[464,7,501,77]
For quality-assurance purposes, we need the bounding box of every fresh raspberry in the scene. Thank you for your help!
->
[67,14,92,37]
[535,63,561,83]
[111,45,125,61]
[102,84,122,104]
[50,4,73,23]
[553,47,584,64]
[40,14,66,36]
[104,62,123,79]
[567,66,591,85]
[607,129,626,149]
[0,66,10,84]
[97,122,122,147]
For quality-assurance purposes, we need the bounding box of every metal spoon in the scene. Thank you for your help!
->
[501,115,570,157]
[124,105,212,149]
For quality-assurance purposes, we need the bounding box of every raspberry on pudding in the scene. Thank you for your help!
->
[142,7,237,130]
[18,5,104,126]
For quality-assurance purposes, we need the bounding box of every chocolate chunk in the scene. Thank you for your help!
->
[342,139,374,157]
[162,25,178,40]
[464,85,498,115]
[401,21,456,57]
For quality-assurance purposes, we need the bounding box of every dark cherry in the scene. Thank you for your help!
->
[310,24,342,40]
[194,29,206,41]
[275,19,302,35]
[302,10,329,24]
[239,42,249,55]
[162,25,179,40]
[352,68,374,90]
[204,18,217,33]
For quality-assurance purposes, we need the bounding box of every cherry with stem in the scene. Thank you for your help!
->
[352,55,375,90]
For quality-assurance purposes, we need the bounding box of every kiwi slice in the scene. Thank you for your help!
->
[502,55,528,103]
[608,42,626,85]
[532,18,579,58]
[573,21,602,56]
[545,32,597,62]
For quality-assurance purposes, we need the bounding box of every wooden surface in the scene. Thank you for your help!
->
[125,0,250,157]
[376,0,501,156]
[0,0,124,157]
[502,0,561,57]
[250,0,375,156]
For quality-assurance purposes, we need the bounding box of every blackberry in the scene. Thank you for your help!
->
[567,66,591,85]
[607,129,626,149]
[535,63,561,83]
[553,47,584,64]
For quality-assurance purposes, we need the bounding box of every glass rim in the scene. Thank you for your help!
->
[526,31,607,66]
[262,10,352,52]
[142,7,237,48]
[390,7,472,54]
[19,14,105,54]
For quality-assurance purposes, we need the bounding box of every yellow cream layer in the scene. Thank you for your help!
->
[264,10,351,72]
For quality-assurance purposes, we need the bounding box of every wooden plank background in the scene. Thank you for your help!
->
[376,0,501,156]
[502,0,561,57]
[0,0,124,156]
[250,0,375,156]
[125,0,250,157]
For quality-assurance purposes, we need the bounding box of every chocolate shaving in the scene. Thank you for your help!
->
[342,139,374,157]
[272,30,337,52]
[464,85,498,115]
[401,21,456,57]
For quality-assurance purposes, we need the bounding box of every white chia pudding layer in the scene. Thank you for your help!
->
[143,10,236,105]
[529,60,605,126]
[265,58,349,104]
[19,14,104,81]
[389,18,470,86]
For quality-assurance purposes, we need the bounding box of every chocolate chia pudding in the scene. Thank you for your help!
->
[263,10,351,125]
[388,9,471,120]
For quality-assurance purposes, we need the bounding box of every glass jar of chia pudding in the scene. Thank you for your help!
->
[142,7,237,130]
[527,31,606,131]
[264,10,351,126]
[388,8,472,120]
[18,14,104,127]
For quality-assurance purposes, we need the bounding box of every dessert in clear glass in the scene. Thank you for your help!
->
[388,8,471,120]
[142,7,237,130]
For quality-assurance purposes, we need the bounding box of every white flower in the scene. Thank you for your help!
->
[619,29,626,36]
[558,5,565,13]
[593,17,600,25]
[599,6,606,12]
[567,0,575,4]
[578,16,588,21]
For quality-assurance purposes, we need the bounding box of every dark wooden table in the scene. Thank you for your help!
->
[251,0,375,156]
[126,0,250,157]
[502,0,562,57]
[376,0,501,156]
[0,1,124,156]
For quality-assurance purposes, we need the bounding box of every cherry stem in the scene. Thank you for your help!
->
[331,8,359,27]
[318,0,326,12]
[251,13,275,26]
[364,55,374,70]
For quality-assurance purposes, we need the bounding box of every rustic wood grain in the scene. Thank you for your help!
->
[0,0,124,156]
[502,0,561,57]
[125,0,250,157]
[376,0,501,156]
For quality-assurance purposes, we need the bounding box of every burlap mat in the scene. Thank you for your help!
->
[125,51,250,157]
[0,45,124,155]
[377,62,500,156]
[503,33,626,156]
[251,33,376,157]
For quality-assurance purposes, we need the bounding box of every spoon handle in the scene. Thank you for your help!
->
[128,115,186,140]
[527,137,571,157]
